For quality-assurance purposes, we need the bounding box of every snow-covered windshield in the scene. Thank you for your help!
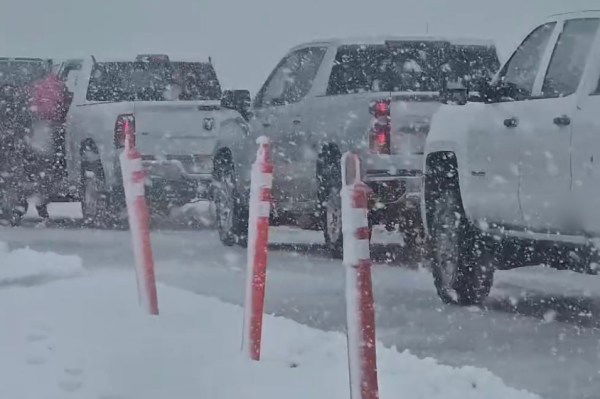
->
[86,61,222,102]
[0,60,50,87]
[327,42,499,95]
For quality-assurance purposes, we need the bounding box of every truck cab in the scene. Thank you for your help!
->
[424,10,600,305]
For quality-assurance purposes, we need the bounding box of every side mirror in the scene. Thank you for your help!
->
[480,78,516,103]
[441,79,468,106]
[479,79,498,103]
[222,89,251,120]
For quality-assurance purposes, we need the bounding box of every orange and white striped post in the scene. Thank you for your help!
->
[119,114,159,315]
[242,136,273,360]
[341,152,379,399]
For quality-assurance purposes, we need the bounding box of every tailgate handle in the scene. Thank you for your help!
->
[553,115,571,127]
[503,117,518,128]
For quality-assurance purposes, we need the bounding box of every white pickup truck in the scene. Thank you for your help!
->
[55,55,242,225]
[213,36,499,254]
[424,10,600,305]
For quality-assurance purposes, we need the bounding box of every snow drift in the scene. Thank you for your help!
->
[0,242,83,284]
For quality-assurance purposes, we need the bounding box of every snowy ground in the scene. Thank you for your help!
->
[1,202,599,398]
[0,253,539,399]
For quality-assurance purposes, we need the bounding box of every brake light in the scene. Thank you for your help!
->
[369,100,391,154]
[371,100,390,118]
[114,113,136,149]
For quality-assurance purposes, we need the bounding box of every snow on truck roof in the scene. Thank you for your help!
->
[293,35,496,50]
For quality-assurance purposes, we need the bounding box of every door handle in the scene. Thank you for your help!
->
[503,117,518,128]
[553,115,571,127]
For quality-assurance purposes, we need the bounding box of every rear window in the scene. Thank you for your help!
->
[326,42,499,95]
[0,60,51,87]
[86,61,222,102]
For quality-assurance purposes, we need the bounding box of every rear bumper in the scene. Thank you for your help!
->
[143,160,213,203]
[365,173,423,228]
[365,173,422,205]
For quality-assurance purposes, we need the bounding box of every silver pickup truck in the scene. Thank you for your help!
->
[55,55,242,226]
[212,37,499,255]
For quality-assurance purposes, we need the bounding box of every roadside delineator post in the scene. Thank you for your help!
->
[119,115,159,315]
[341,152,379,399]
[242,136,273,361]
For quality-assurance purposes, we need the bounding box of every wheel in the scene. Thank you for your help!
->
[317,145,344,258]
[81,161,117,227]
[0,185,27,227]
[214,161,248,247]
[427,171,494,305]
[36,203,49,219]
[323,186,343,258]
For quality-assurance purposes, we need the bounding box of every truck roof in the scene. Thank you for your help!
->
[293,35,496,51]
[547,9,600,19]
[0,57,50,63]
[84,55,212,63]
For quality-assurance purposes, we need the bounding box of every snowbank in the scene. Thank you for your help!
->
[0,270,539,399]
[0,242,82,284]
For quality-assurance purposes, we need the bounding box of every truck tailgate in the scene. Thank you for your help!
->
[389,95,442,156]
[133,101,219,158]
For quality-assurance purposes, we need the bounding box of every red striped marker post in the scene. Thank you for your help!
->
[341,152,379,399]
[118,114,159,315]
[242,136,273,360]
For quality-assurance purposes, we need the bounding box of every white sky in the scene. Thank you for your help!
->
[0,0,598,92]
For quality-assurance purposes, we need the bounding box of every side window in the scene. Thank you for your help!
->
[289,47,327,103]
[256,47,326,107]
[498,22,556,100]
[543,18,599,98]
[61,62,82,93]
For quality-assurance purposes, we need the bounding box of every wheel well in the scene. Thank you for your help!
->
[213,147,233,179]
[317,143,341,179]
[316,143,342,203]
[80,138,99,158]
[79,138,104,180]
[424,151,462,228]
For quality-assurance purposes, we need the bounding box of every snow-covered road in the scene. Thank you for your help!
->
[1,205,599,399]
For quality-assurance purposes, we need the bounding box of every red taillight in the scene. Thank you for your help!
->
[371,100,390,118]
[114,114,136,149]
[369,100,391,154]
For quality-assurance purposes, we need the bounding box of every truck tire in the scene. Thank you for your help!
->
[323,185,343,258]
[426,156,494,305]
[214,160,248,247]
[81,161,111,227]
[0,192,27,227]
[318,145,343,259]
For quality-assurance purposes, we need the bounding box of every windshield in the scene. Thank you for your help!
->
[86,61,222,102]
[327,42,499,95]
[0,60,50,86]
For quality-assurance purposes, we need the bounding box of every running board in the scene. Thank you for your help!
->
[486,228,590,246]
